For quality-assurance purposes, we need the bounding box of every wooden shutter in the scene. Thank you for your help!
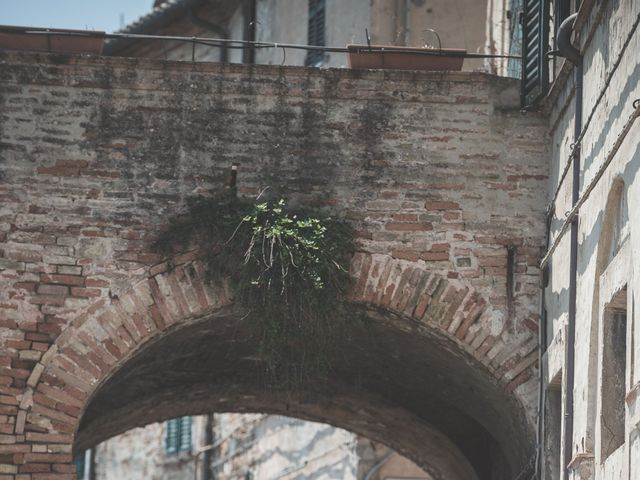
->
[166,416,192,454]
[165,418,179,454]
[179,416,192,452]
[521,0,550,108]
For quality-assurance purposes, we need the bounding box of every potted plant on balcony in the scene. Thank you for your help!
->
[0,26,104,55]
[347,29,466,71]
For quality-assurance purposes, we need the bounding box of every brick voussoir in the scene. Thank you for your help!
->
[165,271,191,318]
[148,276,179,320]
[110,300,142,343]
[172,265,202,314]
[119,293,154,338]
[183,263,211,311]
[147,278,176,327]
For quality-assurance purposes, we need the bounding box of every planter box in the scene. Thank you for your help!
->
[0,26,104,55]
[347,44,466,72]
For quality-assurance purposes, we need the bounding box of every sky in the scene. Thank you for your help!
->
[0,0,154,33]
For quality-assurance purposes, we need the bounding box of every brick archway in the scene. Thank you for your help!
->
[0,51,550,480]
[14,252,537,479]
[348,253,539,391]
[17,257,224,437]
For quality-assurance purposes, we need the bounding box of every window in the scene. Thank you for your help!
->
[305,0,325,67]
[587,178,628,458]
[74,451,86,480]
[517,0,583,106]
[600,287,627,461]
[506,0,523,78]
[553,0,572,26]
[543,380,562,480]
[165,416,192,455]
[519,0,550,108]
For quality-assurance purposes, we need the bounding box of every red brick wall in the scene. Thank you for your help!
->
[0,51,548,478]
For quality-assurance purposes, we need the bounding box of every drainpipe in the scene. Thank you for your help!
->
[404,0,411,46]
[188,7,229,62]
[88,448,96,480]
[203,414,214,480]
[242,0,257,64]
[364,451,394,480]
[535,207,553,478]
[556,12,582,480]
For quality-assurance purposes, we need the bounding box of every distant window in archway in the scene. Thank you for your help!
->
[600,287,627,461]
[165,416,192,455]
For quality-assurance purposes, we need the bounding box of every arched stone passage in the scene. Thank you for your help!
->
[20,253,535,480]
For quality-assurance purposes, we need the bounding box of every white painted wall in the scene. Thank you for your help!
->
[544,0,640,478]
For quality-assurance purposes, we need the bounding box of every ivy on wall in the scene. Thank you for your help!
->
[155,191,354,388]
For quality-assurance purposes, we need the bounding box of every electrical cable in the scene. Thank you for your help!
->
[547,10,640,212]
[540,100,640,269]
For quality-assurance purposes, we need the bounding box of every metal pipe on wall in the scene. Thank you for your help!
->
[404,0,411,46]
[242,0,257,64]
[88,448,96,480]
[203,414,214,480]
[556,12,582,480]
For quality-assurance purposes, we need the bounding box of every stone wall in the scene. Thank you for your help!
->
[93,420,201,480]
[0,50,547,479]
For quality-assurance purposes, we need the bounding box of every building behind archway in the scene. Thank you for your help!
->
[77,413,431,480]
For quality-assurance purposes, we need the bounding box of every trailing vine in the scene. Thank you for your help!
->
[154,191,354,388]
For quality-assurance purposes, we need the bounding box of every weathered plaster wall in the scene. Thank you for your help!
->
[93,419,203,480]
[369,0,488,71]
[210,414,358,479]
[356,436,431,480]
[254,0,309,66]
[90,413,429,480]
[483,0,510,76]
[0,51,547,479]
[544,0,640,479]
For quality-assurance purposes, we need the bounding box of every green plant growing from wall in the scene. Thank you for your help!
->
[155,191,354,388]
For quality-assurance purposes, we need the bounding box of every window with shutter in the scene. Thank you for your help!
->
[179,415,192,452]
[165,418,179,454]
[165,416,192,455]
[305,0,325,67]
[520,0,550,108]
